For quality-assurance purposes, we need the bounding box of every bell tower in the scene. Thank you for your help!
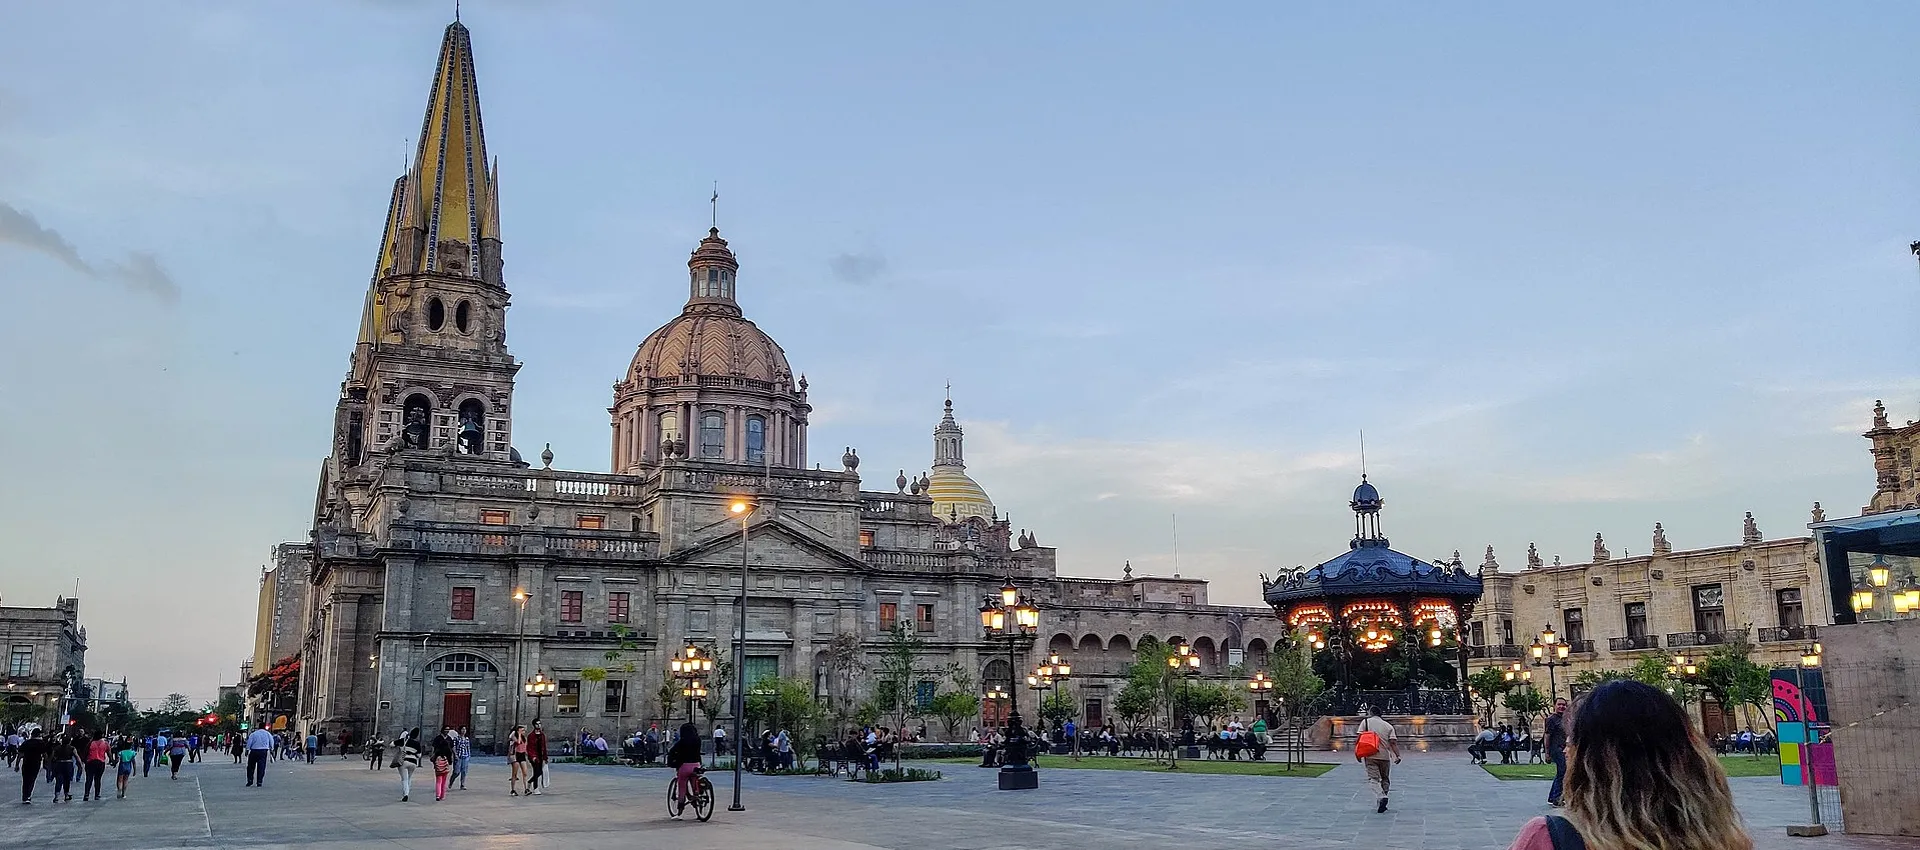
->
[332,20,518,473]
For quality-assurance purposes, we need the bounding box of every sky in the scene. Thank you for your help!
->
[2,1,1918,704]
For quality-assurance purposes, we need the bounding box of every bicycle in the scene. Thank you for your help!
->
[666,768,714,822]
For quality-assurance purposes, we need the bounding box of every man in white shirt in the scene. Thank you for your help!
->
[1354,705,1401,813]
[244,727,274,787]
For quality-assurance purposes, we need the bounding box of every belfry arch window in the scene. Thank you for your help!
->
[745,415,766,464]
[402,394,432,449]
[427,297,446,332]
[699,412,726,459]
[457,399,485,456]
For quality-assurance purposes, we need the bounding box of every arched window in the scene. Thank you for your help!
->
[427,297,446,331]
[402,393,432,449]
[699,412,725,458]
[657,412,679,455]
[745,415,766,464]
[457,399,485,456]
[430,653,496,674]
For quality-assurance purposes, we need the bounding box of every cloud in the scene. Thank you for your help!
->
[0,201,180,304]
[827,251,887,285]
[0,201,90,272]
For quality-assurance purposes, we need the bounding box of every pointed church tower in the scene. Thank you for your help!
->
[333,20,518,473]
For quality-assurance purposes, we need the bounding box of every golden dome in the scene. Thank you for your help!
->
[928,468,995,521]
[627,312,793,385]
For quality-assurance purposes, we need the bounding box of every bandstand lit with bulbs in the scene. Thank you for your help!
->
[1262,478,1485,741]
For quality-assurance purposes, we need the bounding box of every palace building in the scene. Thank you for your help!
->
[278,20,1281,747]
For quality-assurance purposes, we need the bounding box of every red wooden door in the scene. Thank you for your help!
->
[442,692,472,732]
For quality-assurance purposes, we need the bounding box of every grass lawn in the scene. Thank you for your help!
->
[929,755,1335,777]
[1482,755,1781,781]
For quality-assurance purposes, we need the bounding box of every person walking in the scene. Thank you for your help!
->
[1354,705,1401,813]
[18,730,48,804]
[507,725,528,795]
[167,734,188,779]
[49,734,78,802]
[82,732,108,802]
[394,727,423,802]
[113,736,138,799]
[368,732,385,771]
[305,731,319,764]
[526,720,549,795]
[452,726,471,790]
[244,725,273,787]
[1544,697,1570,807]
[141,735,155,777]
[430,728,455,801]
[1505,680,1752,850]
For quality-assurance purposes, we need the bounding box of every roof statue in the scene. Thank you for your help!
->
[1482,545,1499,574]
[895,470,908,493]
[1593,533,1610,562]
[1743,511,1761,545]
[1873,399,1890,430]
[1651,522,1671,556]
[1811,502,1825,523]
[1526,543,1542,570]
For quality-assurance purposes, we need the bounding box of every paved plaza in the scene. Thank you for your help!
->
[4,753,1914,850]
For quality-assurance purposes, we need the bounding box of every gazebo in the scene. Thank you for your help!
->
[1263,477,1483,717]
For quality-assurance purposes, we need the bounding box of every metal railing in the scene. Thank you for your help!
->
[1609,634,1661,652]
[1757,625,1818,643]
[1469,644,1524,659]
[1567,639,1596,654]
[1666,627,1748,649]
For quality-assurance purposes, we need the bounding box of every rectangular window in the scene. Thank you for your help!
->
[1179,594,1196,605]
[914,680,936,709]
[1625,602,1648,639]
[859,529,875,547]
[1468,621,1485,646]
[7,645,30,678]
[556,680,580,714]
[745,416,766,464]
[916,603,935,633]
[604,680,629,715]
[1501,618,1515,645]
[560,590,584,623]
[745,655,779,689]
[700,412,726,458]
[1693,584,1726,633]
[481,509,510,525]
[450,587,476,621]
[607,591,630,624]
[575,514,606,530]
[1776,588,1803,629]
[1563,608,1584,644]
[879,602,898,632]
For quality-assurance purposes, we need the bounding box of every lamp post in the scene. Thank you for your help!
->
[1168,641,1200,764]
[523,671,556,723]
[1248,670,1273,720]
[979,580,1040,790]
[669,641,714,726]
[1026,667,1051,753]
[1529,625,1572,700]
[1044,652,1074,756]
[727,498,754,812]
[512,588,528,728]
[1795,642,1825,832]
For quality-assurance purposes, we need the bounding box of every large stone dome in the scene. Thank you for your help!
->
[626,311,793,386]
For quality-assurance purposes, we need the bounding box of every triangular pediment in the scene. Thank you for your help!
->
[669,517,865,571]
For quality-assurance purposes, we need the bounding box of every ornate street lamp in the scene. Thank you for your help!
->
[981,580,1040,790]
[1503,661,1531,683]
[669,641,714,724]
[523,671,557,722]
[1529,625,1573,699]
[1868,556,1892,589]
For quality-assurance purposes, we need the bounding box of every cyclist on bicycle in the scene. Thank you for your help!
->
[666,722,702,806]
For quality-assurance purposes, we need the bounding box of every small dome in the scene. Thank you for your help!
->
[1351,475,1382,512]
[927,468,995,522]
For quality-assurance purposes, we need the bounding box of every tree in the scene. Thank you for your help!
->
[744,675,818,749]
[1268,636,1324,727]
[820,633,865,735]
[157,693,193,715]
[1570,668,1630,695]
[929,690,981,740]
[1504,686,1548,732]
[1466,667,1516,727]
[1696,642,1773,731]
[1175,682,1247,730]
[873,624,937,746]
[1038,687,1076,726]
[1,701,44,731]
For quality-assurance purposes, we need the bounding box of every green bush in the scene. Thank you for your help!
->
[897,743,983,760]
[861,767,942,783]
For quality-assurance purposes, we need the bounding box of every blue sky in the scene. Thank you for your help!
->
[2,1,1917,702]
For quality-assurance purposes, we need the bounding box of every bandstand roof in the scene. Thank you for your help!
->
[1263,477,1483,607]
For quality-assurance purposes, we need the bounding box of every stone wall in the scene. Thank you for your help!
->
[1820,619,1920,838]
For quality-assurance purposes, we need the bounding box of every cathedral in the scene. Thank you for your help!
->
[282,20,1282,747]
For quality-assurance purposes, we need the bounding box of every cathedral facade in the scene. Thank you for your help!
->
[284,20,1282,748]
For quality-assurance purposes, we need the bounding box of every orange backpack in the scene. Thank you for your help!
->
[1354,730,1382,759]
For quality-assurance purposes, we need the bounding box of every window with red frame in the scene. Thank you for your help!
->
[608,591,630,624]
[450,587,475,621]
[560,589,583,623]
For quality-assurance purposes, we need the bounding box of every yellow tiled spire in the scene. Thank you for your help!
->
[399,20,497,280]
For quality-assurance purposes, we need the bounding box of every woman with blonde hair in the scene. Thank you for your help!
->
[1506,680,1752,850]
[507,724,529,796]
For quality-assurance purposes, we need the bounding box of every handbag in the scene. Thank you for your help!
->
[1545,816,1587,850]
